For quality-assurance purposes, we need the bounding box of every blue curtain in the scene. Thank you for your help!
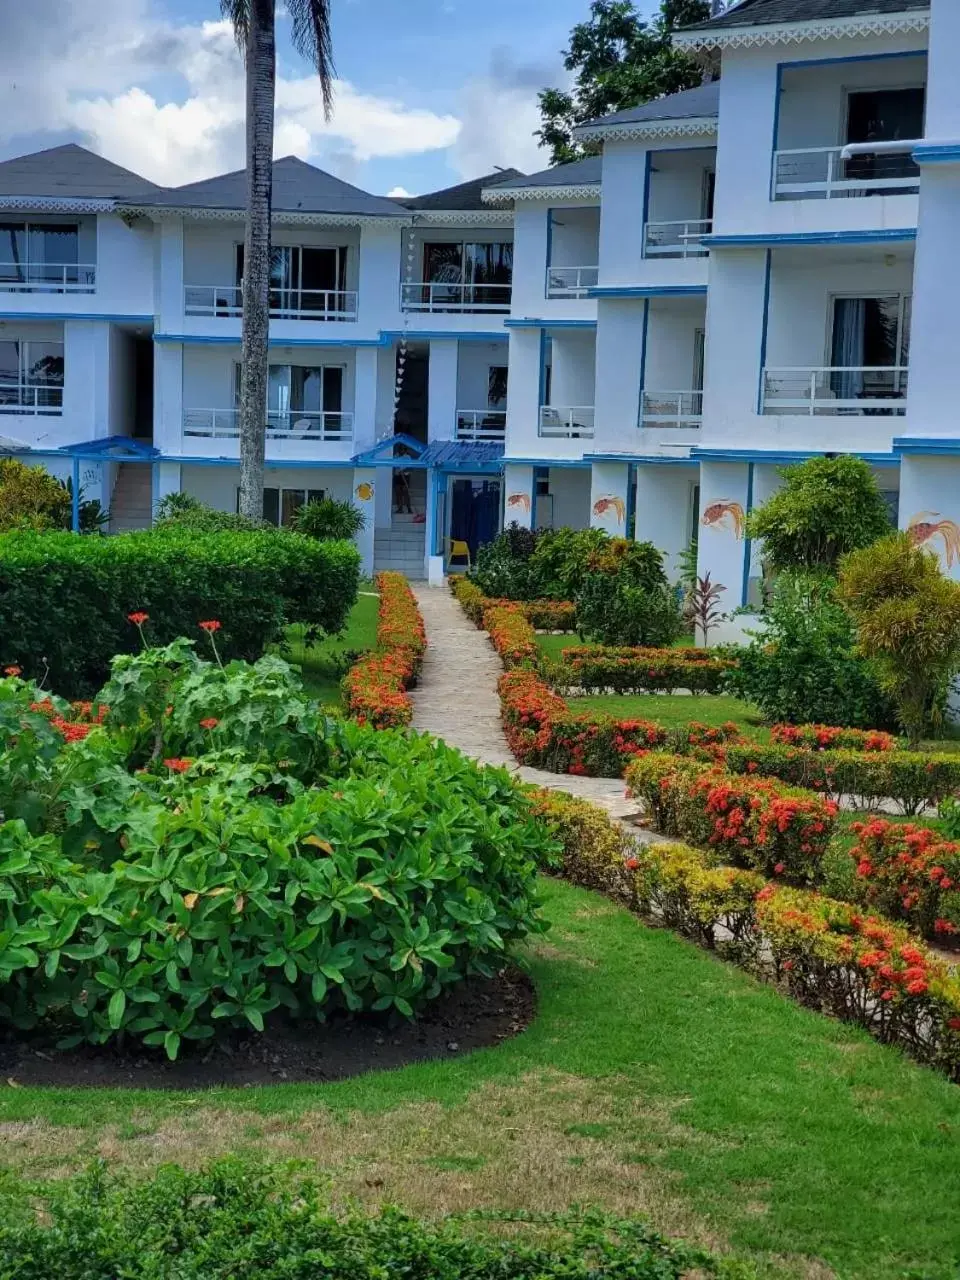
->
[831,298,866,402]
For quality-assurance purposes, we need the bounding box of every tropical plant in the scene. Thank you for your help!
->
[221,0,335,520]
[0,457,71,531]
[838,532,960,745]
[154,491,263,532]
[293,496,366,541]
[685,572,725,645]
[576,575,683,647]
[473,525,544,601]
[745,455,893,575]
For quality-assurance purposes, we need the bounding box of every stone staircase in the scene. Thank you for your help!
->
[373,469,427,579]
[108,463,153,533]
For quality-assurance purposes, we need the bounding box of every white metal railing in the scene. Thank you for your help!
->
[184,284,358,321]
[538,406,595,439]
[762,367,909,416]
[183,408,354,442]
[642,219,711,258]
[640,390,703,429]
[545,265,599,298]
[773,147,921,200]
[0,263,96,293]
[0,382,63,414]
[455,410,506,441]
[400,281,512,313]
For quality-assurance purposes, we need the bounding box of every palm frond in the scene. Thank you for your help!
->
[288,0,336,120]
[220,0,249,50]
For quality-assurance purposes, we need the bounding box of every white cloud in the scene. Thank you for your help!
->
[387,186,415,199]
[452,49,559,180]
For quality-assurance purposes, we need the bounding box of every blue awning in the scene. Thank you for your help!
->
[418,440,505,471]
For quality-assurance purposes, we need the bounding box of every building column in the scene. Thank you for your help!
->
[589,461,631,536]
[350,467,377,578]
[352,347,379,455]
[504,330,543,458]
[503,463,535,529]
[899,454,960,581]
[153,341,183,455]
[427,340,459,443]
[696,460,752,615]
[425,467,445,585]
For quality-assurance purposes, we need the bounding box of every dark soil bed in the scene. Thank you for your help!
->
[0,968,535,1090]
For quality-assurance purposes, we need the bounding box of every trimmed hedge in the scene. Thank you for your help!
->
[848,817,960,941]
[0,528,360,696]
[343,572,425,728]
[554,645,733,694]
[723,742,960,815]
[771,723,897,752]
[626,753,838,883]
[485,604,539,668]
[449,576,576,631]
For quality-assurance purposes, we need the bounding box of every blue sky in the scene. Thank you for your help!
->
[0,0,659,196]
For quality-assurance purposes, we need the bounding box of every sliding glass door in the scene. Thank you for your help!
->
[0,222,81,288]
[845,87,925,187]
[236,244,348,315]
[830,294,910,405]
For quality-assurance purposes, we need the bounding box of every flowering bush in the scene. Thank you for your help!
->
[723,743,960,815]
[449,578,576,632]
[626,754,837,883]
[846,818,960,941]
[343,572,426,728]
[770,723,897,752]
[485,605,539,669]
[555,645,734,695]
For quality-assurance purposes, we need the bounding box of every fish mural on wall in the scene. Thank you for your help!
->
[507,493,531,513]
[592,496,626,525]
[354,482,374,501]
[701,500,745,540]
[908,512,960,568]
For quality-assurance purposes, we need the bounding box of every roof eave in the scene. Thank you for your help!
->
[0,195,123,213]
[672,9,929,52]
[411,208,515,224]
[481,183,600,204]
[122,204,411,226]
[572,117,717,144]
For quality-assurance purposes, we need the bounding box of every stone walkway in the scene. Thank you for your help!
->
[410,586,642,828]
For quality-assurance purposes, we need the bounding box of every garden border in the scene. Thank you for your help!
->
[343,573,427,729]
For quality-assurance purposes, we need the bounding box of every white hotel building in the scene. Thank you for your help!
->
[1,0,958,614]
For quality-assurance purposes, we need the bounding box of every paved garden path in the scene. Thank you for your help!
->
[411,586,643,828]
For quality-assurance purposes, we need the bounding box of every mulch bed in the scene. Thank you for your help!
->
[0,968,535,1090]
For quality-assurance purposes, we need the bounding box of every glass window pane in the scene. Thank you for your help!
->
[487,366,508,408]
[262,488,280,525]
[300,247,337,298]
[0,340,20,383]
[29,225,78,266]
[322,366,343,413]
[292,366,323,413]
[281,489,305,527]
[423,243,463,283]
[268,365,290,413]
[901,295,912,366]
[27,343,64,386]
[863,297,900,367]
[0,223,25,281]
[307,488,325,504]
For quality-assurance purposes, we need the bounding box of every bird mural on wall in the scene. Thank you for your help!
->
[355,482,374,502]
[701,500,746,540]
[592,495,626,525]
[507,493,531,513]
[908,512,960,568]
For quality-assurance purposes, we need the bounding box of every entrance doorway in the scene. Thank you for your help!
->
[448,476,502,564]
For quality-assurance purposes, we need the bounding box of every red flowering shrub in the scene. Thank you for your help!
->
[449,577,576,632]
[485,605,539,669]
[771,723,897,752]
[626,754,837,883]
[847,818,960,942]
[343,573,426,729]
[557,645,734,695]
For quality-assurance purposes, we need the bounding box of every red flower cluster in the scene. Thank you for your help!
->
[27,696,109,743]
[3,664,22,677]
[848,818,960,943]
[771,723,897,753]
[163,758,192,773]
[343,573,427,730]
[199,717,220,731]
[484,605,538,669]
[559,645,734,696]
[199,619,222,634]
[127,611,149,627]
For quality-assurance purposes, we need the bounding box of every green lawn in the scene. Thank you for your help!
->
[3,878,960,1278]
[574,691,769,738]
[535,633,693,662]
[283,589,380,705]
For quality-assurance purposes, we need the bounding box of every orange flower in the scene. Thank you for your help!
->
[3,665,21,677]
[127,611,149,626]
[199,717,219,730]
[163,757,192,773]
[198,619,222,633]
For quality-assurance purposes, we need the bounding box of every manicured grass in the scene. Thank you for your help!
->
[574,691,769,739]
[3,878,960,1278]
[284,589,379,705]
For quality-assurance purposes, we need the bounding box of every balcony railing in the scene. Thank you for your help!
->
[400,281,512,313]
[184,285,358,321]
[640,390,703,429]
[538,406,595,439]
[545,265,599,298]
[772,147,921,200]
[0,263,96,293]
[642,220,711,258]
[0,382,63,415]
[455,410,506,442]
[761,367,909,416]
[183,408,354,442]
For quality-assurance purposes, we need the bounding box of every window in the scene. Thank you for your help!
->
[235,363,345,428]
[693,330,706,392]
[0,222,80,287]
[487,366,508,409]
[244,486,325,527]
[700,171,716,222]
[844,87,925,185]
[421,240,513,305]
[0,339,64,412]
[830,294,911,403]
[236,244,348,314]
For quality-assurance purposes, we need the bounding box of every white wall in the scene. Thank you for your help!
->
[646,148,715,226]
[181,464,353,513]
[511,200,598,321]
[546,467,591,529]
[549,206,600,268]
[777,54,927,153]
[427,338,458,442]
[457,340,508,412]
[635,464,697,577]
[549,330,595,406]
[182,223,362,293]
[107,327,136,437]
[594,298,643,452]
[644,299,706,391]
[504,328,542,457]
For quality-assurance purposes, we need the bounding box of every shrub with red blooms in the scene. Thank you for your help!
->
[24,694,109,743]
[847,818,960,942]
[557,645,734,696]
[771,723,897,752]
[626,753,837,883]
[343,573,426,729]
[449,577,576,632]
[485,605,539,669]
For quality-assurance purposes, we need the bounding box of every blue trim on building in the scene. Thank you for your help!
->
[585,452,698,467]
[693,447,899,466]
[913,144,960,167]
[641,150,653,250]
[378,330,506,343]
[538,329,548,406]
[505,318,597,329]
[705,229,917,248]
[155,332,387,347]
[504,456,590,468]
[894,437,960,456]
[638,300,650,395]
[778,49,926,72]
[756,249,772,416]
[741,462,754,608]
[587,284,707,299]
[0,313,154,324]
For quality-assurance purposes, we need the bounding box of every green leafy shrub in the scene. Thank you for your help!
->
[556,645,734,695]
[473,523,544,600]
[0,648,548,1056]
[529,526,609,599]
[0,1159,721,1280]
[153,491,263,532]
[0,528,360,695]
[838,532,960,745]
[575,576,683,647]
[745,455,893,574]
[0,457,71,531]
[724,573,895,729]
[292,495,366,540]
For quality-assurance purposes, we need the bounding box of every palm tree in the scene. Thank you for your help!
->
[221,0,334,521]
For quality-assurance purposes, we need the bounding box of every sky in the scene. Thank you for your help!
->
[0,0,656,197]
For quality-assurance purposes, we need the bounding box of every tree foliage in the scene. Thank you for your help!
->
[538,0,711,165]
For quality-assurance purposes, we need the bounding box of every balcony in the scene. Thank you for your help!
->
[400,281,512,314]
[642,220,711,259]
[640,390,702,430]
[0,383,63,415]
[538,406,595,439]
[455,410,506,442]
[545,265,599,299]
[183,408,354,442]
[772,148,921,201]
[0,263,96,293]
[761,367,908,416]
[184,285,358,322]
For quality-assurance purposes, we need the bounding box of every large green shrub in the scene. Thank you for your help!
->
[153,491,262,533]
[292,495,366,540]
[0,528,360,695]
[473,523,543,600]
[529,526,609,599]
[745,455,892,574]
[838,532,960,744]
[0,457,71,531]
[724,573,895,729]
[0,1159,719,1279]
[0,646,549,1057]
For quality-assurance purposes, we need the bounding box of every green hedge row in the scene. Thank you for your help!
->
[0,528,360,694]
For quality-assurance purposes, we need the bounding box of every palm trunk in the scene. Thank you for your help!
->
[237,0,276,522]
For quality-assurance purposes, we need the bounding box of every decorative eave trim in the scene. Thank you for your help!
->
[0,196,119,213]
[482,184,600,204]
[124,205,411,228]
[673,11,929,52]
[913,142,960,167]
[411,208,514,225]
[573,117,717,145]
[588,284,707,299]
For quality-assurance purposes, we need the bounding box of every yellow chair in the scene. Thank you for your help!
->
[446,538,472,571]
